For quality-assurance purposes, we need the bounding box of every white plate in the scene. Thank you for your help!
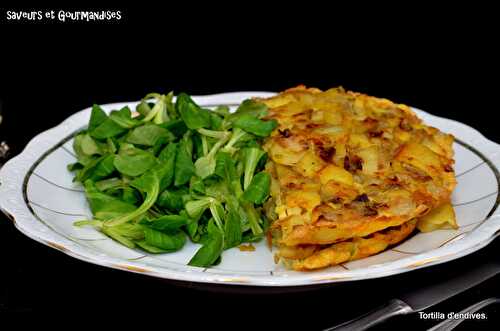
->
[1,92,500,287]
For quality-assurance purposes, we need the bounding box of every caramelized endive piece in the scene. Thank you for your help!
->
[417,202,457,232]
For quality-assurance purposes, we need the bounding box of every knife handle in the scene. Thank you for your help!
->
[325,299,413,331]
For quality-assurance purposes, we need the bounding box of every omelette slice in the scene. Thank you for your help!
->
[258,86,457,270]
[279,219,417,271]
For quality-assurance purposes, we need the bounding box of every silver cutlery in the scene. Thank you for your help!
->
[325,261,500,330]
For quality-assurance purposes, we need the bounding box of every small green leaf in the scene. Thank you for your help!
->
[242,172,271,205]
[88,104,108,131]
[76,154,116,183]
[157,187,188,212]
[150,215,188,232]
[106,138,117,154]
[67,162,83,172]
[194,154,217,179]
[90,109,130,139]
[212,105,230,117]
[144,227,186,251]
[121,187,140,205]
[174,136,195,186]
[102,227,136,248]
[106,171,160,227]
[224,207,242,249]
[159,119,188,138]
[220,128,253,155]
[83,180,137,220]
[109,107,139,129]
[80,134,102,156]
[136,100,151,116]
[90,119,127,139]
[73,133,97,166]
[194,132,229,179]
[185,197,213,221]
[241,202,263,235]
[88,154,116,181]
[176,93,211,129]
[242,147,266,190]
[136,240,172,253]
[111,223,145,240]
[114,144,158,177]
[216,152,243,198]
[95,177,122,192]
[126,124,174,146]
[188,224,224,267]
[233,99,268,118]
[233,114,278,137]
[154,143,177,190]
[189,176,206,195]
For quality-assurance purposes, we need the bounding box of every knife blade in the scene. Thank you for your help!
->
[325,261,500,331]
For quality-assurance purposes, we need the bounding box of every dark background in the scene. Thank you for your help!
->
[0,5,499,329]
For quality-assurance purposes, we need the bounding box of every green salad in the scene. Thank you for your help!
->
[69,92,277,267]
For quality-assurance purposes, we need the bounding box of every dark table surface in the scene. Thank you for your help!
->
[1,5,499,329]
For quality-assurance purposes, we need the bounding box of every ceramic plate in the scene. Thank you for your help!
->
[1,92,500,287]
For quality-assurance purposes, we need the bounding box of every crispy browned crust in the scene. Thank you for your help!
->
[281,219,417,271]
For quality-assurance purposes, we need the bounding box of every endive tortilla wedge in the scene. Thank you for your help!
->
[259,86,457,270]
